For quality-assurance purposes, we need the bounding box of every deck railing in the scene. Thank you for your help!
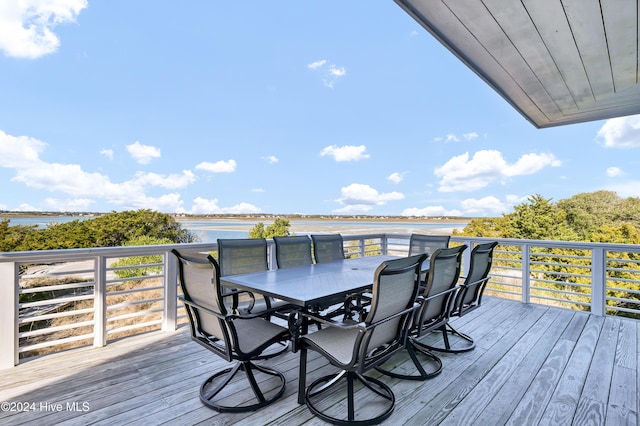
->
[2,233,640,368]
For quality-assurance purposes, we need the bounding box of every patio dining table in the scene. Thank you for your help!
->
[220,254,401,404]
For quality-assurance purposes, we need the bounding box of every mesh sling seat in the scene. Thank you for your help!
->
[311,234,345,263]
[217,238,292,316]
[376,245,467,381]
[296,254,427,425]
[273,235,313,269]
[408,233,451,286]
[408,234,451,257]
[173,249,290,413]
[427,241,498,353]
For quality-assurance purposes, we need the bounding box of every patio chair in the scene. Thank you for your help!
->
[408,234,451,257]
[428,241,498,353]
[273,235,313,269]
[296,254,427,424]
[217,238,291,315]
[376,245,467,381]
[172,249,290,413]
[408,233,451,287]
[311,234,345,263]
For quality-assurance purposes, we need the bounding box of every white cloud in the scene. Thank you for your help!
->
[186,197,261,214]
[130,170,196,189]
[320,145,369,162]
[307,59,326,70]
[435,132,480,143]
[262,155,279,164]
[602,181,640,198]
[0,130,262,213]
[252,188,265,193]
[435,150,561,192]
[100,149,114,160]
[195,159,237,173]
[0,0,87,58]
[126,141,161,164]
[596,115,640,148]
[307,59,346,88]
[606,166,623,177]
[401,206,462,217]
[14,203,40,212]
[328,65,346,77]
[387,172,406,184]
[463,132,479,140]
[460,196,509,216]
[42,197,94,211]
[0,130,47,168]
[334,183,404,212]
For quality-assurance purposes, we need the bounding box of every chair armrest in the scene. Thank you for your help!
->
[179,294,292,321]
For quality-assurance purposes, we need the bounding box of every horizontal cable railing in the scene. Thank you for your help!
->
[2,234,640,367]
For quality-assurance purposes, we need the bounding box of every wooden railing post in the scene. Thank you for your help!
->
[94,256,107,347]
[591,248,606,316]
[164,250,178,331]
[522,243,531,303]
[0,261,18,368]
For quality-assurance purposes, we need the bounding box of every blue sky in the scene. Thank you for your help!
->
[1,1,639,217]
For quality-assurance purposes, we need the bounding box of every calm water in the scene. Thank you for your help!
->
[5,216,467,243]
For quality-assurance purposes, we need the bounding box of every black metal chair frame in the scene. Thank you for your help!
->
[426,241,498,353]
[295,254,427,425]
[376,245,467,381]
[173,249,290,413]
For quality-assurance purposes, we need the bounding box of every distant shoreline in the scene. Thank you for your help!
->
[0,212,473,224]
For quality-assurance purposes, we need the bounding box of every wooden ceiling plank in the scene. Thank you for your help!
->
[395,0,551,126]
[443,0,562,118]
[483,0,578,115]
[600,0,638,91]
[562,0,614,100]
[522,0,595,109]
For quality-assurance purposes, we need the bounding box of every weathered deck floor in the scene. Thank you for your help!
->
[1,297,638,425]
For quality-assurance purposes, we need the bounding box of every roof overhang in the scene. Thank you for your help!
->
[395,0,640,128]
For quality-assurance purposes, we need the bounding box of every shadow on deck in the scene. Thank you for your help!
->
[1,297,638,425]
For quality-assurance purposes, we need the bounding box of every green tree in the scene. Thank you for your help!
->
[111,235,175,278]
[453,217,506,237]
[248,218,291,238]
[502,194,578,241]
[5,210,197,251]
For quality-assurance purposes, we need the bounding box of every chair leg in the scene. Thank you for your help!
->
[305,371,395,425]
[421,323,476,353]
[375,340,443,381]
[200,360,286,413]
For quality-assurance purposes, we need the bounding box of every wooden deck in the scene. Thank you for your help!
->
[1,297,638,425]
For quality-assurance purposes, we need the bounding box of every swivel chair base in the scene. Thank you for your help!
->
[375,340,442,381]
[200,360,286,413]
[422,323,476,353]
[305,371,395,425]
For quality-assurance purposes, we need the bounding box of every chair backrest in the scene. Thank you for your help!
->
[217,238,268,276]
[417,245,467,328]
[408,234,451,257]
[456,241,498,312]
[172,249,232,359]
[311,234,345,263]
[363,254,427,356]
[273,235,313,269]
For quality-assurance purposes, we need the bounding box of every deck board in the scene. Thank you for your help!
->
[1,297,639,425]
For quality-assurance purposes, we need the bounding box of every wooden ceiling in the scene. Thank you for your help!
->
[395,0,640,128]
